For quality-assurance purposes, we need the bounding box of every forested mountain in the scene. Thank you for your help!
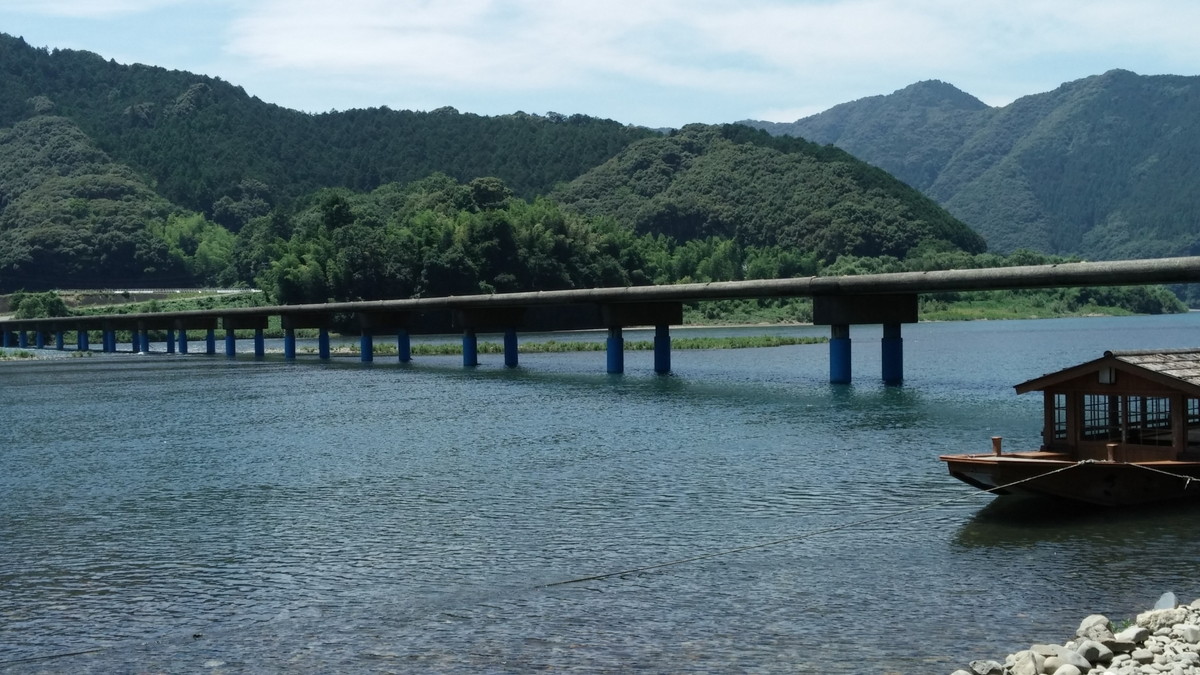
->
[743,71,1200,260]
[0,33,654,216]
[0,32,993,297]
[553,124,985,260]
[0,115,191,288]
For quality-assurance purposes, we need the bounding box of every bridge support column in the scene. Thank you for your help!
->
[177,330,188,354]
[1,330,9,348]
[77,330,89,351]
[166,329,176,354]
[607,327,624,374]
[254,329,265,359]
[360,333,374,363]
[106,330,117,353]
[18,331,27,349]
[654,324,671,375]
[318,328,330,360]
[225,329,236,357]
[56,331,65,350]
[882,323,903,385]
[205,329,216,355]
[284,328,296,360]
[129,331,139,353]
[504,327,518,368]
[463,329,478,367]
[35,331,45,349]
[398,330,411,363]
[830,324,851,384]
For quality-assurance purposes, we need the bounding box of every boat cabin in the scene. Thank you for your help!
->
[1017,349,1200,462]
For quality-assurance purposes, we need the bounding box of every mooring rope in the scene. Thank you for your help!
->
[540,459,1091,588]
[0,459,1090,666]
[1127,461,1200,489]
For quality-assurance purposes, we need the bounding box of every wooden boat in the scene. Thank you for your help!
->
[940,349,1200,506]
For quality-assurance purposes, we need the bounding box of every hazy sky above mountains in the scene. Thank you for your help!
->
[4,0,1198,128]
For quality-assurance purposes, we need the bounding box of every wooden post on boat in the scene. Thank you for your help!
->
[991,436,1003,456]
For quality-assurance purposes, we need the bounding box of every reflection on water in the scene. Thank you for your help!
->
[3,315,1200,673]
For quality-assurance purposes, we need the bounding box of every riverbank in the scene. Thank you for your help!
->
[953,595,1200,675]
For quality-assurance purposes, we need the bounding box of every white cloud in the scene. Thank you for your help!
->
[4,0,188,18]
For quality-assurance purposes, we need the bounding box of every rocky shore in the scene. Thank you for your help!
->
[952,594,1200,675]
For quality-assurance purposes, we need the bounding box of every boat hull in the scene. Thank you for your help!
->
[939,452,1200,506]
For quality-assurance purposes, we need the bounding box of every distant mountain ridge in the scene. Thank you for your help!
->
[742,70,1200,260]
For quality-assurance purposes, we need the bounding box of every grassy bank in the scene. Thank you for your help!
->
[307,335,826,356]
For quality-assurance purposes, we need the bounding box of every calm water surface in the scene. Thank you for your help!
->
[4,315,1200,674]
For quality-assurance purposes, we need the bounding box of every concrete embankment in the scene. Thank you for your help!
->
[953,594,1200,675]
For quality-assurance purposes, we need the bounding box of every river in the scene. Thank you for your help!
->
[3,314,1200,673]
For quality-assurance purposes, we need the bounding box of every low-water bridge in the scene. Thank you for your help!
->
[3,257,1199,384]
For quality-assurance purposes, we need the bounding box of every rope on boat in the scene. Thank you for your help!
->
[541,460,1091,588]
[1126,462,1200,489]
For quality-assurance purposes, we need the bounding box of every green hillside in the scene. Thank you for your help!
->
[0,33,655,216]
[553,124,986,260]
[744,71,1200,260]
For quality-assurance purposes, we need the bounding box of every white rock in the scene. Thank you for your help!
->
[1177,625,1200,643]
[1081,615,1116,640]
[1141,609,1190,632]
[969,659,1004,675]
[1156,592,1179,610]
[1116,625,1152,647]
[1051,665,1083,675]
[1132,648,1155,664]
[1009,649,1043,675]
[1079,639,1116,664]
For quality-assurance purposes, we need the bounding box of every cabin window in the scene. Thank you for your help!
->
[1052,393,1068,440]
[1082,394,1121,441]
[1125,396,1173,446]
[1189,398,1200,426]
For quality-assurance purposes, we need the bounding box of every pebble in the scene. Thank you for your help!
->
[950,595,1200,675]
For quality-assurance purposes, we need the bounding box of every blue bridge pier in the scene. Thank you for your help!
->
[221,315,268,359]
[814,293,917,385]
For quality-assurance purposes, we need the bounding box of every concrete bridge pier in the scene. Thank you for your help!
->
[814,294,917,385]
[77,330,89,352]
[606,327,624,374]
[166,329,176,354]
[881,323,903,385]
[222,315,269,359]
[319,329,330,360]
[205,329,216,355]
[829,325,851,384]
[503,327,518,368]
[453,308,525,369]
[601,302,682,376]
[654,324,671,375]
[463,329,478,367]
[177,329,188,354]
[282,312,333,361]
[56,331,65,350]
[357,311,413,364]
[360,333,374,362]
[34,330,45,349]
[18,331,28,349]
[398,329,411,363]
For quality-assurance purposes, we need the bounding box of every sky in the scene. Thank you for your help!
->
[2,0,1198,129]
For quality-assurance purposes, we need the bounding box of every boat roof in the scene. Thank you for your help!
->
[1014,348,1200,396]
